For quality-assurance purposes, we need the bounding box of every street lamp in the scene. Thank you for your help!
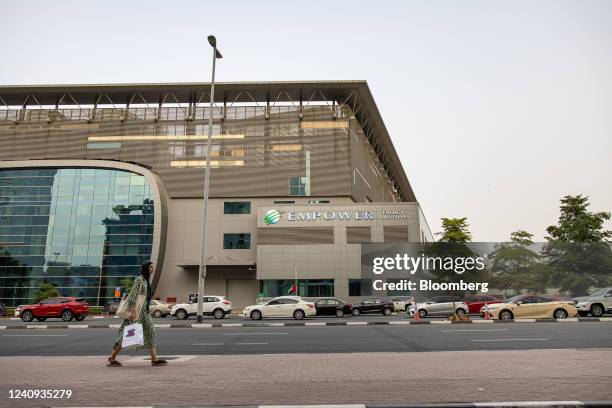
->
[196,35,223,323]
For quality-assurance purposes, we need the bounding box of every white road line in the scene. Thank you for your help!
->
[192,343,224,346]
[222,332,288,336]
[388,321,411,325]
[442,329,509,332]
[557,318,579,322]
[67,325,89,329]
[474,402,584,407]
[236,342,269,345]
[471,338,549,342]
[27,325,47,329]
[3,334,69,337]
[191,323,213,328]
[472,319,495,324]
[262,405,366,408]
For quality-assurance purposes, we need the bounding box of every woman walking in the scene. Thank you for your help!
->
[107,261,167,367]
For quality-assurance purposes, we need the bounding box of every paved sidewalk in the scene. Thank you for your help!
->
[0,349,610,408]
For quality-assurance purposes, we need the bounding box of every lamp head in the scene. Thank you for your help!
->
[207,35,216,48]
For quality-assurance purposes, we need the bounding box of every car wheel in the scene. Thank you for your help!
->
[250,310,262,320]
[553,308,568,319]
[61,309,74,322]
[590,304,604,317]
[456,308,467,317]
[352,309,360,316]
[175,309,188,320]
[75,315,85,321]
[20,310,34,322]
[153,310,163,318]
[499,310,513,320]
[418,309,427,318]
[293,309,305,320]
[213,308,225,319]
[335,309,344,318]
[36,317,47,322]
[383,308,392,316]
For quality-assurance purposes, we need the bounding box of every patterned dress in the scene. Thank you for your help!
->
[113,275,156,350]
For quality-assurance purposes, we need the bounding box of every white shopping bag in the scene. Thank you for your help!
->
[121,322,144,348]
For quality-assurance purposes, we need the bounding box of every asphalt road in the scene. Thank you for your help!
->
[1,322,611,356]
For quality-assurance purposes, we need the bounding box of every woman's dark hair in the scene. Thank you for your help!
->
[140,261,154,281]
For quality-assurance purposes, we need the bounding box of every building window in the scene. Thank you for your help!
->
[273,200,295,204]
[288,176,306,196]
[309,200,330,204]
[168,142,185,157]
[348,279,372,297]
[260,279,334,298]
[223,201,251,214]
[223,233,251,249]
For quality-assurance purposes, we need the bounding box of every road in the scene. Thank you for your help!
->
[1,322,611,356]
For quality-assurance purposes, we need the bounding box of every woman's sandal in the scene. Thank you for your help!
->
[151,359,168,366]
[107,358,122,367]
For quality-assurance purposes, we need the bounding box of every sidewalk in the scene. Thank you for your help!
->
[0,349,610,407]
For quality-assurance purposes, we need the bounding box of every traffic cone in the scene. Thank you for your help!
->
[412,299,420,322]
[483,302,491,320]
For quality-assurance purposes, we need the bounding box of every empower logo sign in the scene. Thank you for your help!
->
[263,208,377,224]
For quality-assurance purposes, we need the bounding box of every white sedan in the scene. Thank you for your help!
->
[242,296,316,320]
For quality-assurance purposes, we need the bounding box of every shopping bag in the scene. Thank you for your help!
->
[121,322,144,348]
[115,294,130,319]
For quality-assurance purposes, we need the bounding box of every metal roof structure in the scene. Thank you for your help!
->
[0,81,416,202]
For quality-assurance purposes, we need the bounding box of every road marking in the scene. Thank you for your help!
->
[442,329,509,332]
[192,342,224,346]
[27,325,47,329]
[388,321,411,325]
[3,334,69,337]
[0,326,6,330]
[222,332,288,336]
[191,323,213,328]
[513,318,536,322]
[472,319,495,324]
[430,320,451,324]
[556,318,579,322]
[305,322,325,326]
[236,342,269,345]
[474,402,584,407]
[470,338,549,342]
[600,317,612,322]
[67,325,89,329]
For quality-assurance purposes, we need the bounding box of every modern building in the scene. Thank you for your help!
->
[0,81,432,309]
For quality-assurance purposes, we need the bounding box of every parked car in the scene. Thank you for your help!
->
[149,299,173,318]
[352,298,394,316]
[408,296,469,318]
[391,296,413,312]
[314,298,353,317]
[573,287,612,317]
[463,294,503,314]
[242,296,316,320]
[0,303,6,317]
[103,300,121,315]
[480,294,578,320]
[17,297,89,322]
[171,296,231,320]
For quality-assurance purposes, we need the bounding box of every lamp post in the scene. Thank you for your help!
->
[196,35,223,323]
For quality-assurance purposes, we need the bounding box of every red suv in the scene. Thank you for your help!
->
[463,294,502,314]
[17,297,89,322]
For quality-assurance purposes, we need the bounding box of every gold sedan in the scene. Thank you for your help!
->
[480,295,577,320]
[149,299,174,318]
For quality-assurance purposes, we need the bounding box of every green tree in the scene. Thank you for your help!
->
[33,282,60,303]
[489,230,549,294]
[546,195,611,243]
[119,276,135,295]
[544,195,612,296]
[436,217,473,242]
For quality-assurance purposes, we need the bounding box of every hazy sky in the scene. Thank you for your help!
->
[1,0,610,241]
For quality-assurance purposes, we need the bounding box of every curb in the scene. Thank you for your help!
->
[1,317,610,329]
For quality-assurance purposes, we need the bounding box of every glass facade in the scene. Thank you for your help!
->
[260,279,334,298]
[348,279,372,297]
[223,201,251,214]
[0,168,155,306]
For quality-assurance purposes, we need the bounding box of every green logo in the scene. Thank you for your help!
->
[263,209,282,225]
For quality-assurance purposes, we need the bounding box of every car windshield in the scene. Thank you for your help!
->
[588,289,606,297]
[504,295,523,304]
